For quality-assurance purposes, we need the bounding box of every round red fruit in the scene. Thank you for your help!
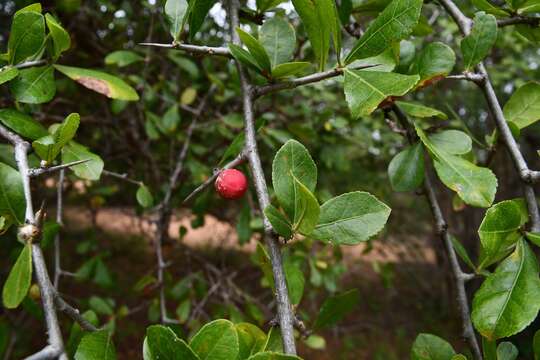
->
[215,169,248,199]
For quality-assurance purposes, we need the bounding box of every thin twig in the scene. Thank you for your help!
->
[439,0,540,232]
[139,42,231,57]
[13,59,48,69]
[54,296,99,332]
[53,169,65,289]
[28,159,91,177]
[102,169,143,186]
[182,152,247,204]
[228,0,297,354]
[497,16,540,27]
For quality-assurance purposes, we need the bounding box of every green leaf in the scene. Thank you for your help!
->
[0,162,25,224]
[461,12,497,71]
[344,69,419,119]
[262,327,283,353]
[2,244,32,309]
[66,310,99,357]
[264,205,293,239]
[428,130,472,155]
[314,289,359,329]
[259,17,296,68]
[136,184,154,208]
[74,330,117,360]
[415,124,497,208]
[471,0,509,16]
[247,353,302,360]
[237,28,272,74]
[32,112,80,163]
[284,259,305,305]
[146,325,199,360]
[229,44,264,73]
[497,342,518,360]
[503,82,540,129]
[9,65,55,104]
[526,231,540,248]
[478,199,528,269]
[410,42,455,87]
[165,0,189,40]
[483,337,497,360]
[104,50,143,67]
[517,0,540,13]
[45,13,70,60]
[0,66,19,85]
[388,142,425,192]
[272,139,317,220]
[396,101,447,119]
[291,176,320,235]
[410,333,455,360]
[54,64,139,101]
[472,240,540,340]
[534,329,540,360]
[237,203,252,245]
[450,235,476,271]
[189,319,239,360]
[345,0,423,63]
[187,0,216,39]
[291,0,334,70]
[236,323,266,359]
[0,109,48,140]
[8,11,45,65]
[348,47,398,72]
[62,142,104,180]
[162,105,181,133]
[312,191,391,245]
[271,62,311,79]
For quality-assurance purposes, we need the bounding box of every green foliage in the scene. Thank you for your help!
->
[7,9,45,65]
[259,17,296,69]
[105,51,144,67]
[2,244,32,309]
[503,82,540,129]
[75,330,117,360]
[136,184,154,208]
[0,109,48,140]
[0,162,25,224]
[410,42,455,87]
[388,143,425,192]
[314,289,359,329]
[145,325,199,360]
[461,12,497,70]
[410,333,455,360]
[10,65,56,104]
[45,13,70,60]
[62,142,104,180]
[190,319,240,359]
[165,0,189,41]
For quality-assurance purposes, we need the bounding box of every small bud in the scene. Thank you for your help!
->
[17,223,40,244]
[29,284,41,301]
[40,160,48,168]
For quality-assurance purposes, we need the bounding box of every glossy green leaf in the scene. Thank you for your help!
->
[165,0,189,40]
[451,355,468,360]
[503,82,540,129]
[262,327,283,353]
[136,184,154,208]
[348,47,398,72]
[478,199,528,269]
[237,28,272,74]
[45,13,70,60]
[146,325,199,360]
[0,66,19,85]
[259,17,296,68]
[410,42,455,87]
[0,109,47,140]
[410,333,455,360]
[264,205,293,239]
[8,11,45,65]
[415,124,497,208]
[66,310,99,357]
[312,192,391,245]
[247,353,302,360]
[0,162,25,224]
[284,260,305,305]
[497,342,518,360]
[291,0,335,70]
[450,235,476,271]
[345,0,423,63]
[272,139,317,220]
[62,142,104,180]
[472,240,540,340]
[396,101,447,119]
[187,0,216,39]
[54,64,139,101]
[526,231,540,248]
[344,69,419,118]
[9,65,55,104]
[32,113,80,163]
[104,50,143,67]
[74,330,117,360]
[471,0,509,16]
[461,12,497,71]
[236,323,266,359]
[189,319,239,360]
[314,289,359,329]
[388,142,424,192]
[271,62,311,79]
[2,244,32,309]
[517,0,540,13]
[428,130,472,155]
[229,44,264,73]
[291,176,320,235]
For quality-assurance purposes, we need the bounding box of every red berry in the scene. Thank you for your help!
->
[215,169,248,199]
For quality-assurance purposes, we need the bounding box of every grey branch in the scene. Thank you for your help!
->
[228,0,297,354]
[24,345,62,360]
[182,152,247,204]
[446,72,486,84]
[55,296,99,332]
[102,169,143,186]
[497,16,540,27]
[53,169,65,289]
[139,42,231,57]
[439,0,540,232]
[14,59,48,70]
[28,159,91,177]
[391,106,482,360]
